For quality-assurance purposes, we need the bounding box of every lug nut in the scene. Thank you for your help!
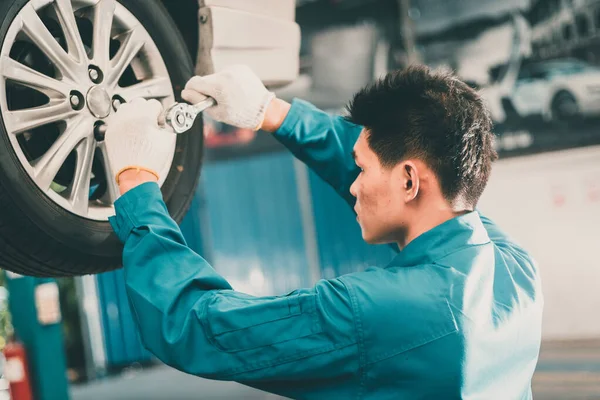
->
[112,98,122,111]
[88,65,103,84]
[94,121,107,142]
[176,113,185,125]
[69,91,84,110]
[70,94,80,108]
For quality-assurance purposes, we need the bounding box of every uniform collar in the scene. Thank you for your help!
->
[385,211,490,268]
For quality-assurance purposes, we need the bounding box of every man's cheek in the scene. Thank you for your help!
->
[360,188,376,209]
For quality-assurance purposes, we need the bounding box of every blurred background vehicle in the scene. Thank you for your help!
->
[507,58,600,121]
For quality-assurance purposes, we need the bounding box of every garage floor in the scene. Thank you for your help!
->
[70,340,600,400]
[70,366,281,400]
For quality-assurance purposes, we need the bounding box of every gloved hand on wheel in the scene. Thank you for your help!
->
[104,98,176,194]
[182,64,276,131]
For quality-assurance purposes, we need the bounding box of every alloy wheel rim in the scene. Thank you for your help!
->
[0,0,177,221]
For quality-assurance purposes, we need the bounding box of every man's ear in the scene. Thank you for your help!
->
[402,161,420,202]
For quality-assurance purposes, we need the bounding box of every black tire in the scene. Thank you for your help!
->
[551,91,579,121]
[0,0,204,277]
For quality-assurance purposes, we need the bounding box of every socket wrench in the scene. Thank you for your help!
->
[162,97,216,134]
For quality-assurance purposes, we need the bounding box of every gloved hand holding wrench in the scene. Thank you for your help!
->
[162,64,275,133]
[103,64,276,191]
[180,64,276,131]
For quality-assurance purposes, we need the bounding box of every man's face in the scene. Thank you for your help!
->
[349,131,406,244]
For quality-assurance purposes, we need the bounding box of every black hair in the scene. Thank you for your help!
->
[346,64,498,208]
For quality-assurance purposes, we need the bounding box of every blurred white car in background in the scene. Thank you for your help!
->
[501,58,600,122]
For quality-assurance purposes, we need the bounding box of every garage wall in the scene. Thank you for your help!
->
[198,152,313,296]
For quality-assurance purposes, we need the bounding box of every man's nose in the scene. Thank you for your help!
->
[349,179,358,198]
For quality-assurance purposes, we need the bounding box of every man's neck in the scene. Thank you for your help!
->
[396,206,470,250]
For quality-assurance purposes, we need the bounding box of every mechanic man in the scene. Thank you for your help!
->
[105,64,544,399]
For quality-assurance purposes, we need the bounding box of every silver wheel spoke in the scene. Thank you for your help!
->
[1,56,70,97]
[32,117,90,191]
[19,4,79,81]
[98,141,120,203]
[54,0,87,64]
[5,100,77,134]
[119,77,172,101]
[92,0,116,71]
[70,137,96,216]
[107,27,146,87]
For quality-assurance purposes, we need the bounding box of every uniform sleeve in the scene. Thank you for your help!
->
[108,182,360,383]
[272,98,362,207]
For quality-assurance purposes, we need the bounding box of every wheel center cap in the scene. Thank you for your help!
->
[87,86,111,119]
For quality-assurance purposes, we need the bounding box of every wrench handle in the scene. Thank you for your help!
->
[191,97,217,115]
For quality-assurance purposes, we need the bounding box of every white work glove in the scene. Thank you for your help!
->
[104,98,176,185]
[182,64,275,130]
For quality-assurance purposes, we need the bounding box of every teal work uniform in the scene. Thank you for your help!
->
[109,99,544,399]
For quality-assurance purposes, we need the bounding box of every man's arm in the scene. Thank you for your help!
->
[182,67,362,209]
[108,183,360,388]
[265,98,362,208]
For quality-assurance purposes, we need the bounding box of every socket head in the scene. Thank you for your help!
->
[164,103,196,134]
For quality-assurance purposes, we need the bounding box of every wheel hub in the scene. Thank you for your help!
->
[86,86,111,119]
